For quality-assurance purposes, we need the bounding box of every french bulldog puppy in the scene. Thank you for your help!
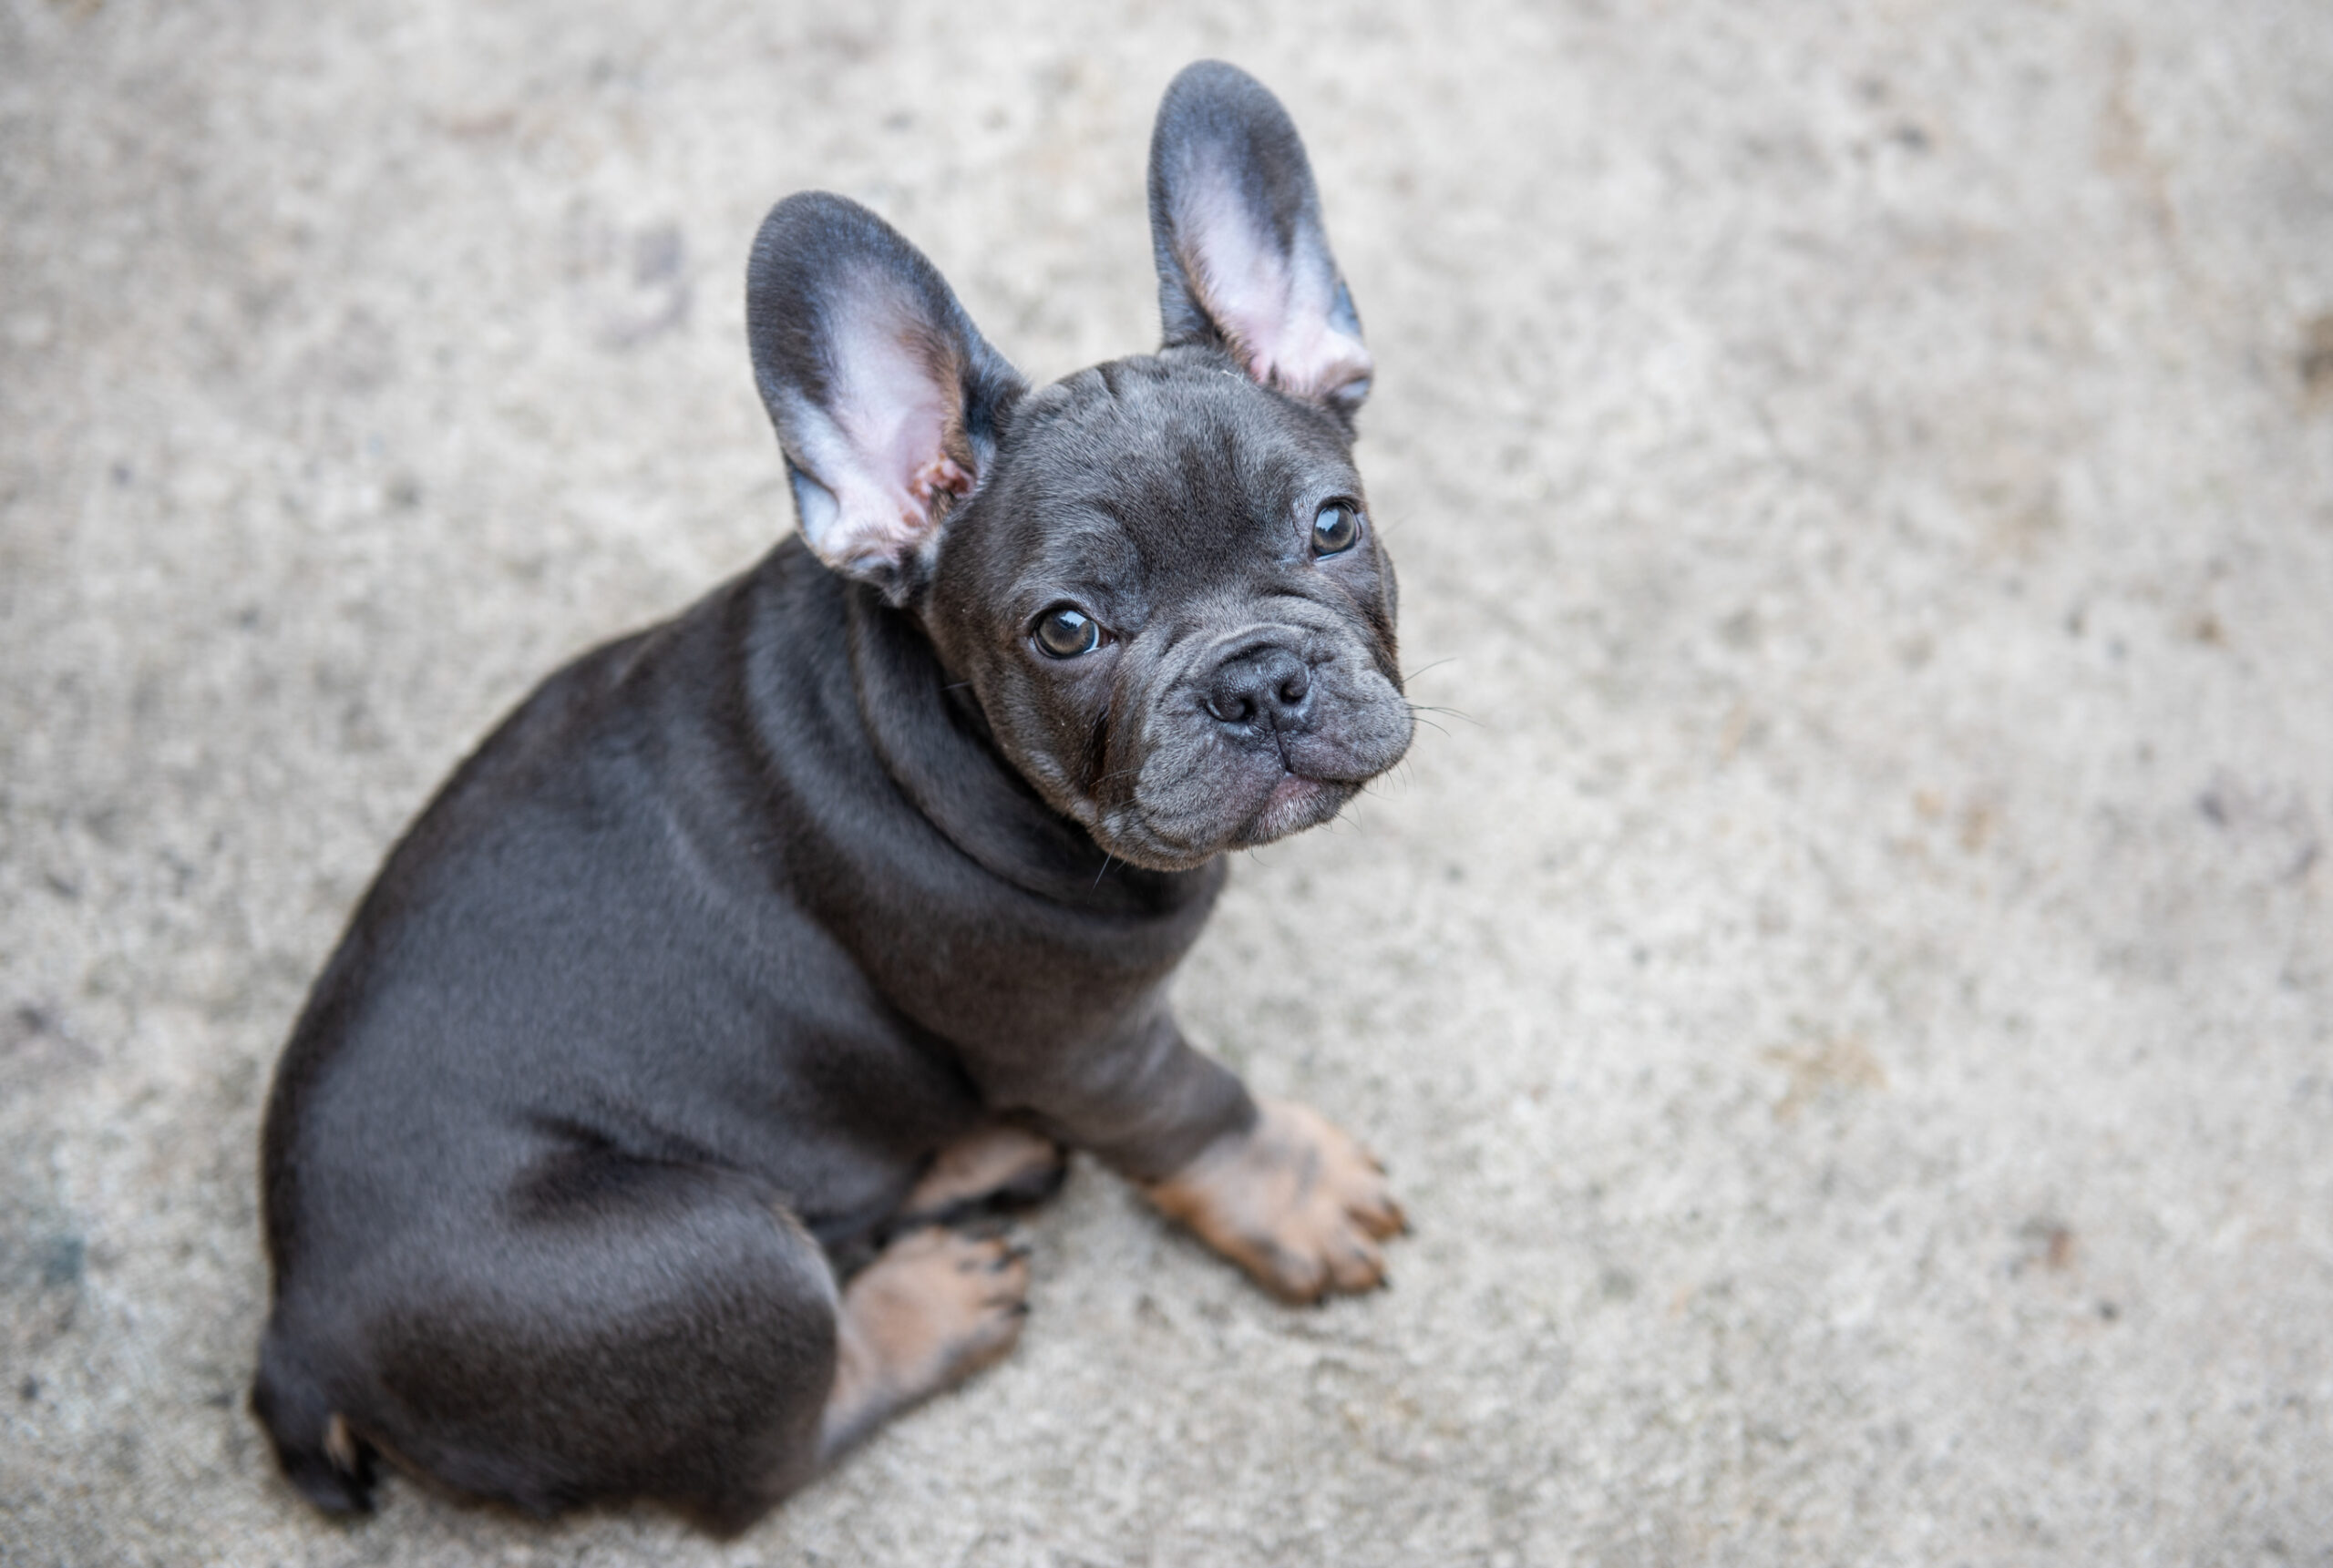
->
[252,60,1410,1534]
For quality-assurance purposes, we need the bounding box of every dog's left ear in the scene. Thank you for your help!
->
[746,192,1025,594]
[1148,62,1372,419]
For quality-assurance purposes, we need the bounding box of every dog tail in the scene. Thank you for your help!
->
[251,1324,377,1514]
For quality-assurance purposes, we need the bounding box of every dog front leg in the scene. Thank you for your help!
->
[965,1005,1405,1302]
[970,1003,1260,1184]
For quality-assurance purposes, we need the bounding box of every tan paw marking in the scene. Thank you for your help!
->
[899,1125,1067,1223]
[1144,1098,1406,1304]
[817,1227,1030,1460]
[323,1412,360,1472]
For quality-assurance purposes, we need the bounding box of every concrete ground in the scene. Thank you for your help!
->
[5,0,2330,1562]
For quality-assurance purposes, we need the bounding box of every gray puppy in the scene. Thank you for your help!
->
[252,60,1411,1533]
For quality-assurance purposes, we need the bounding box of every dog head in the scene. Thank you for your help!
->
[746,62,1410,872]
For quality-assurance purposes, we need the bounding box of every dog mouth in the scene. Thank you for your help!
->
[1228,772,1355,848]
[1093,764,1363,870]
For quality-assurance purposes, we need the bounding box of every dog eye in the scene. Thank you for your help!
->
[1311,502,1362,556]
[1032,607,1103,659]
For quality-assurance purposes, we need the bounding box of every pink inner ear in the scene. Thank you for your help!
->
[1177,169,1372,403]
[791,288,968,573]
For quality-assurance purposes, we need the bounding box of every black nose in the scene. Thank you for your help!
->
[1204,645,1313,730]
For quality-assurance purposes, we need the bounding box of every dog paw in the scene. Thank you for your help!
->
[1144,1098,1406,1304]
[820,1227,1031,1459]
[897,1125,1069,1226]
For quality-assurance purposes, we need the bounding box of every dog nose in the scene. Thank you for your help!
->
[1204,645,1312,730]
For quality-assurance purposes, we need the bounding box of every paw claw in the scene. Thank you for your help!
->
[1355,1195,1407,1241]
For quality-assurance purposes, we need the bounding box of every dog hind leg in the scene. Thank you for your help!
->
[265,1156,842,1533]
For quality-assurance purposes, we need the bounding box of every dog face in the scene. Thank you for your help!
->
[746,63,1410,870]
[923,353,1408,870]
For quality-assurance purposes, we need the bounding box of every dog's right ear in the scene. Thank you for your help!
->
[746,193,1025,594]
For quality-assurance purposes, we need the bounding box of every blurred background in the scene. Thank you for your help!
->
[3,1,2329,1563]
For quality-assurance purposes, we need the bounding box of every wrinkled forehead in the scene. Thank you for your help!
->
[991,355,1358,585]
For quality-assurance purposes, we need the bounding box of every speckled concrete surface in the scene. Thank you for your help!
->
[4,1,2330,1563]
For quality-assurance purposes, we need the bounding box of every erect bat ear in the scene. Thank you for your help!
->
[745,192,1025,597]
[1147,61,1372,419]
